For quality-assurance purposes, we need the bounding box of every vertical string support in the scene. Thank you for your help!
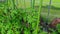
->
[23,0,26,12]
[12,0,15,9]
[32,0,35,9]
[46,0,52,23]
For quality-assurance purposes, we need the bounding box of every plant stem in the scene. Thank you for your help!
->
[36,0,43,34]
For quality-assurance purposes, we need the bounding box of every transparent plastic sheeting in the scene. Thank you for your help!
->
[41,0,60,23]
[14,0,40,8]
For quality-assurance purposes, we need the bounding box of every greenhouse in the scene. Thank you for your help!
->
[0,0,60,34]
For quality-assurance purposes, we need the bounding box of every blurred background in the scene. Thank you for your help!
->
[0,0,60,34]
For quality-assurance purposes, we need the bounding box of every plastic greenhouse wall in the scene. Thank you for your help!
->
[41,0,60,34]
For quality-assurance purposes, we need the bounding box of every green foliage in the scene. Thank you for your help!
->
[0,0,42,34]
[0,0,60,34]
[40,31,47,34]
